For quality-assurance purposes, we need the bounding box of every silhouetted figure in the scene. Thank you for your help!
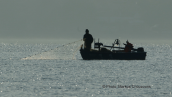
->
[123,40,133,52]
[83,29,93,51]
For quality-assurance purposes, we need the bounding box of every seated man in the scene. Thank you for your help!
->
[83,29,93,51]
[123,40,133,52]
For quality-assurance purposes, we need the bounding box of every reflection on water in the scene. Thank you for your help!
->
[0,43,172,97]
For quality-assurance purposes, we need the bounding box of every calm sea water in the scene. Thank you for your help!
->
[0,42,172,97]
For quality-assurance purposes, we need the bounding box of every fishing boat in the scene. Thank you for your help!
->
[80,39,146,60]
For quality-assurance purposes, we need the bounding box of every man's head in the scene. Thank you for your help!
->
[85,29,89,34]
[126,40,129,43]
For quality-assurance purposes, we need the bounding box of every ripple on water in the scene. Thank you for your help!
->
[0,43,172,97]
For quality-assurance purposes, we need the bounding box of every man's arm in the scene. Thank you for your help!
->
[83,35,86,41]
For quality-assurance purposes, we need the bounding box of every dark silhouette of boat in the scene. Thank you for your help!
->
[80,39,146,60]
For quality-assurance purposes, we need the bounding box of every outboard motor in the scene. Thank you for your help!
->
[137,47,144,52]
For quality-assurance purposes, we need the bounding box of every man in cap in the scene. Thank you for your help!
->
[83,29,93,51]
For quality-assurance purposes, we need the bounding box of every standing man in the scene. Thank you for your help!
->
[83,29,93,51]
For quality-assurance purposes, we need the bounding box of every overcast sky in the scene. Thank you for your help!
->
[0,0,172,43]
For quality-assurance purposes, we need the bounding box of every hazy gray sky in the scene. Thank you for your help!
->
[0,0,172,43]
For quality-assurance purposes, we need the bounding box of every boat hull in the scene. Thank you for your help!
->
[80,49,146,60]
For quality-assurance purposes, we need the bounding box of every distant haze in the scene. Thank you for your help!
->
[0,0,172,44]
